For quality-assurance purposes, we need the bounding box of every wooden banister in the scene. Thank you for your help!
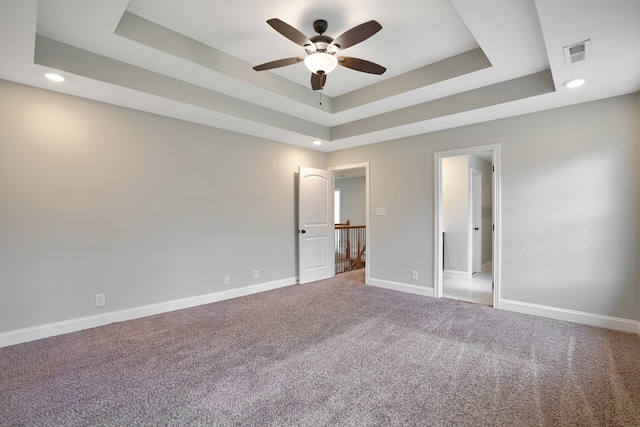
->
[334,220,366,274]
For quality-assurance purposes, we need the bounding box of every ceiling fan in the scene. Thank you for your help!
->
[253,18,386,91]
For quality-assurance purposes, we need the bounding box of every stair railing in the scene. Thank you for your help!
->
[335,220,366,274]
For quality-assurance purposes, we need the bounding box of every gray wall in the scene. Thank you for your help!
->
[328,93,640,321]
[637,93,640,311]
[442,156,469,273]
[1,79,638,335]
[336,177,366,226]
[0,80,325,333]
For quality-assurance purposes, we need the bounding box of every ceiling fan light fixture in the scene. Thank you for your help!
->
[254,18,385,90]
[304,52,338,75]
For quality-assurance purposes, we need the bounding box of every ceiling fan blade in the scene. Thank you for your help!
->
[338,57,386,75]
[311,73,327,90]
[267,18,312,47]
[253,57,304,71]
[331,20,382,50]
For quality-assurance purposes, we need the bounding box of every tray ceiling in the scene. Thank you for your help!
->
[1,0,639,151]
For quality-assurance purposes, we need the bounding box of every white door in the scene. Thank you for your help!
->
[298,167,334,284]
[471,169,482,274]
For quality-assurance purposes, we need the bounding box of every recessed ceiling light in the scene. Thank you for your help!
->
[45,72,65,82]
[313,140,322,146]
[563,78,585,88]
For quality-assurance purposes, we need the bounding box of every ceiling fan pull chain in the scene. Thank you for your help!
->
[319,90,322,105]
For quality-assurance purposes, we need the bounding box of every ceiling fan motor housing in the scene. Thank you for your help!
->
[306,35,336,54]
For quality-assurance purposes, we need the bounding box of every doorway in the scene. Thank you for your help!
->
[434,145,501,308]
[328,162,370,285]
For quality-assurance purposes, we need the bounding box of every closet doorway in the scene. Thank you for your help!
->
[434,145,501,307]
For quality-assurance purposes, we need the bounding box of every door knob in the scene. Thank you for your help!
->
[299,229,307,234]
[474,227,479,231]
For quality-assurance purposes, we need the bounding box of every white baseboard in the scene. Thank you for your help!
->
[481,261,493,272]
[368,277,434,297]
[442,269,471,279]
[500,299,640,335]
[0,277,297,348]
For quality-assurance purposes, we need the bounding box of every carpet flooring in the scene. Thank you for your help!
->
[1,273,639,426]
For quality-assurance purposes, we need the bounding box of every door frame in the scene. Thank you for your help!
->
[328,162,370,285]
[434,144,501,308]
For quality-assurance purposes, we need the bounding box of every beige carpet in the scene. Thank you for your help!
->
[337,267,365,283]
[1,273,639,426]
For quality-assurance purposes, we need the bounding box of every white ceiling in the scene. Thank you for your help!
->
[1,0,639,152]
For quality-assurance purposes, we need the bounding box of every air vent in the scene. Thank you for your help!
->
[564,40,591,65]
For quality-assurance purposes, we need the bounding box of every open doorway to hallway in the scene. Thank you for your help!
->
[329,163,370,285]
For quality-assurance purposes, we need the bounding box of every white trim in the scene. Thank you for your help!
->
[492,145,502,308]
[434,153,443,298]
[0,277,296,348]
[481,261,493,272]
[328,162,370,286]
[443,269,471,279]
[334,188,341,224]
[500,299,640,335]
[434,143,501,308]
[368,277,434,297]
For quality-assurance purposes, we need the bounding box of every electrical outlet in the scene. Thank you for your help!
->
[224,275,230,284]
[253,270,259,280]
[411,271,418,281]
[95,293,106,307]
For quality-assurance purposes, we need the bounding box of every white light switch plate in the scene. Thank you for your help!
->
[376,207,387,216]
